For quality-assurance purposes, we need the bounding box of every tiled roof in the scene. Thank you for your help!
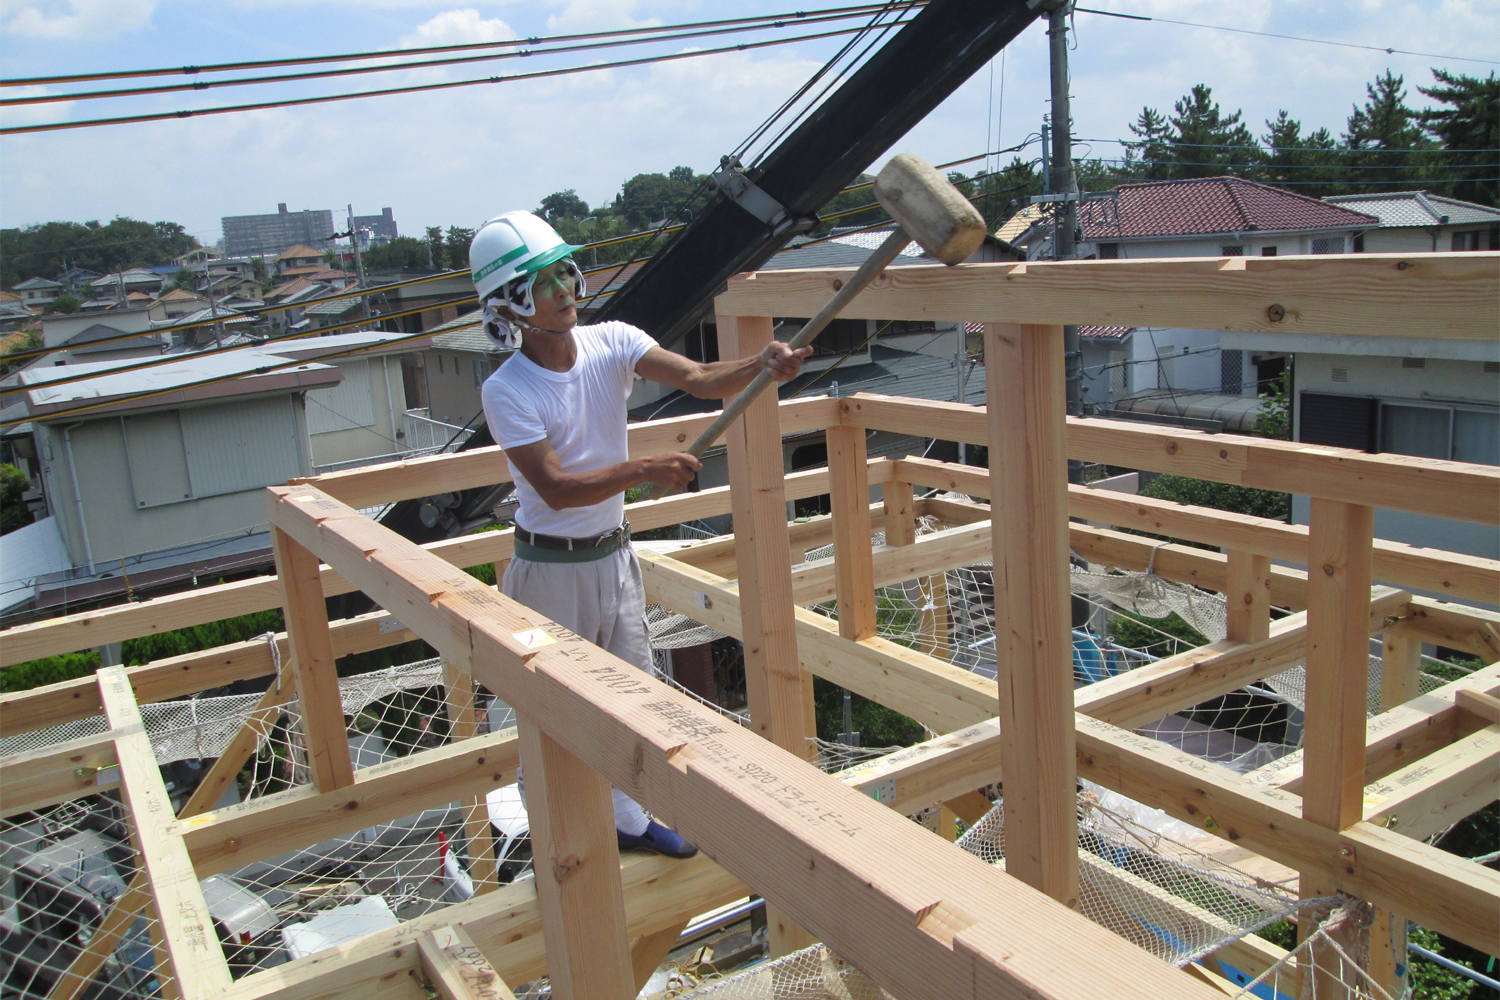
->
[1081,177,1377,239]
[1322,191,1500,228]
[1078,325,1133,341]
[13,277,62,290]
[277,244,324,261]
[280,265,326,277]
[154,288,203,303]
[994,204,1044,244]
[431,324,499,354]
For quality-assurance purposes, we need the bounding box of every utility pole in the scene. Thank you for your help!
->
[348,205,370,321]
[1038,0,1084,481]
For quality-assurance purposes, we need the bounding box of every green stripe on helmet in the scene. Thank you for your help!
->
[513,243,587,276]
[473,241,531,282]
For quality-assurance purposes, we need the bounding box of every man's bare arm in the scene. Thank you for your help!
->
[634,342,810,399]
[504,438,699,512]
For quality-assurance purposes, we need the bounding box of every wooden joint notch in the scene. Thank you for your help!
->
[913,899,978,948]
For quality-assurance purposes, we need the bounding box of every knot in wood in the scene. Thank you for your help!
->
[552,853,583,882]
[1266,303,1286,323]
[831,278,844,291]
[1323,563,1337,576]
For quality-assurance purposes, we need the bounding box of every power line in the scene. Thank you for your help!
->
[0,3,912,88]
[1,19,918,136]
[1073,7,1499,66]
[1,7,910,108]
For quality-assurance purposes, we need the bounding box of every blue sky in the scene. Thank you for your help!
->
[1,0,1494,247]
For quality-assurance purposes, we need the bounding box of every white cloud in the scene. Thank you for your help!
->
[542,0,658,35]
[1,0,157,38]
[400,8,516,48]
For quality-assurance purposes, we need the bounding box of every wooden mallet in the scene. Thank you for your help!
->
[650,152,986,499]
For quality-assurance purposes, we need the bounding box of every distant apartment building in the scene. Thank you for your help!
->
[221,203,335,258]
[351,207,399,247]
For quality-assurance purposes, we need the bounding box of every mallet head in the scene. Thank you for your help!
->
[873,152,987,266]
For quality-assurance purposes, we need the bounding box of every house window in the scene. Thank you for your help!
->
[1220,245,1245,256]
[1311,237,1345,254]
[1380,403,1499,466]
[1352,234,1364,253]
[1331,367,1349,383]
[1098,243,1119,259]
[1261,246,1278,256]
[454,355,462,375]
[1220,350,1244,394]
[1452,231,1483,251]
[473,358,490,389]
[437,355,444,375]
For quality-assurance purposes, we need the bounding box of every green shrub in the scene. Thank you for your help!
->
[0,650,101,691]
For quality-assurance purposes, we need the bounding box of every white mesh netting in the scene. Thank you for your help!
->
[661,944,893,1000]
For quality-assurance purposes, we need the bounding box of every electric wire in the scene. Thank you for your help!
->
[1,7,915,108]
[0,3,915,88]
[1073,7,1499,67]
[0,18,920,136]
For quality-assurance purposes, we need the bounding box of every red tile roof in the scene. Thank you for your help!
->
[1081,177,1377,240]
[1078,325,1132,341]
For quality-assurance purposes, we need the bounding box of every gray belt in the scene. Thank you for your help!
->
[512,522,629,563]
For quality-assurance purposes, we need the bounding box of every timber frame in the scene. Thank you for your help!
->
[1,251,1496,1000]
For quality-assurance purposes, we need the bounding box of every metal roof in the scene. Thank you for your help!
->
[1322,191,1500,228]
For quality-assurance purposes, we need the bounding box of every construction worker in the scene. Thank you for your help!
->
[471,211,808,858]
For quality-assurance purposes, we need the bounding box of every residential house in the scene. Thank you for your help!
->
[41,308,165,365]
[56,267,101,296]
[201,271,263,304]
[1007,176,1381,418]
[273,330,435,472]
[12,277,62,309]
[415,315,500,429]
[275,244,326,278]
[1322,190,1500,252]
[264,278,333,332]
[1216,190,1500,567]
[174,247,223,268]
[147,289,208,322]
[89,268,166,303]
[6,344,346,611]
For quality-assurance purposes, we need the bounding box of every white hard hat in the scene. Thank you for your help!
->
[469,210,585,302]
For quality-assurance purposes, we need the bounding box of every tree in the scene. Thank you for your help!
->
[423,226,445,269]
[1259,111,1340,197]
[44,293,79,314]
[170,266,197,292]
[0,217,198,290]
[360,236,430,270]
[536,190,590,223]
[612,170,708,228]
[1,463,33,534]
[250,257,268,287]
[1122,107,1174,180]
[1343,71,1431,191]
[1165,84,1257,178]
[1419,69,1499,206]
[444,227,474,272]
[945,158,1045,230]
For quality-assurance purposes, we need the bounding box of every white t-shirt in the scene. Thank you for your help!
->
[482,321,658,538]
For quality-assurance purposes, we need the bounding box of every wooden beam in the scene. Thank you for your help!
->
[1457,687,1500,725]
[266,483,1218,1000]
[516,716,635,1000]
[714,253,1498,341]
[882,479,916,547]
[986,322,1078,908]
[0,609,413,739]
[829,419,877,642]
[1362,723,1500,840]
[270,525,353,793]
[0,731,120,818]
[418,924,518,1000]
[843,393,1499,525]
[1401,597,1500,663]
[217,852,745,1000]
[177,725,519,877]
[1074,713,1498,953]
[96,667,233,995]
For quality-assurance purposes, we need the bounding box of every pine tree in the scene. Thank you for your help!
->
[1260,111,1340,197]
[1418,69,1499,206]
[1165,84,1257,178]
[1123,107,1172,180]
[1343,71,1431,192]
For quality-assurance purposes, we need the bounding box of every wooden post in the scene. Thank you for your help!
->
[984,323,1079,909]
[1300,499,1375,1000]
[883,479,916,547]
[1225,550,1272,645]
[419,924,518,1000]
[829,421,876,642]
[1380,628,1423,710]
[96,668,233,996]
[718,313,818,956]
[1367,908,1408,1000]
[516,714,635,999]
[270,526,353,792]
[630,920,689,993]
[444,660,499,894]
